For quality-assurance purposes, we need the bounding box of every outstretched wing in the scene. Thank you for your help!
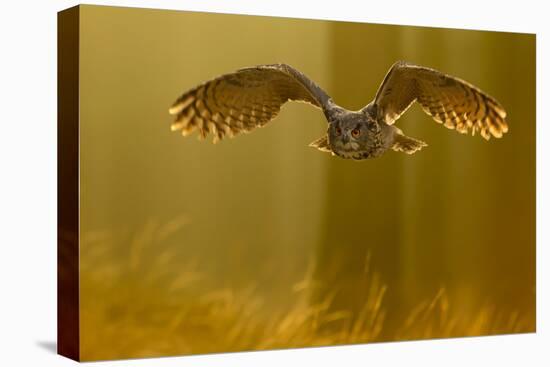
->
[372,61,508,140]
[169,64,331,143]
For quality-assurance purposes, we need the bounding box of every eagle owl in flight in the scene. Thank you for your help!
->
[169,61,507,160]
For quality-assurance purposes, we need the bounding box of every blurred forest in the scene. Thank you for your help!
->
[76,5,535,361]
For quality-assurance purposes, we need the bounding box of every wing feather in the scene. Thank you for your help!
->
[372,61,508,140]
[169,64,331,142]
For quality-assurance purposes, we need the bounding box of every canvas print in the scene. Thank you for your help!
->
[57,5,536,362]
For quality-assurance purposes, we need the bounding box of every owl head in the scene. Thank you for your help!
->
[327,113,381,158]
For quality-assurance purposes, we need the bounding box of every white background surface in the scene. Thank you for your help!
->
[0,0,547,365]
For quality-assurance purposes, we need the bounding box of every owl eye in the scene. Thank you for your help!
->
[335,126,342,136]
[351,128,361,138]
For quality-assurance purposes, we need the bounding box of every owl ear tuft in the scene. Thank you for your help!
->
[360,101,378,117]
[308,135,332,153]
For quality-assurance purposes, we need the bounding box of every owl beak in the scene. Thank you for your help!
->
[341,135,349,144]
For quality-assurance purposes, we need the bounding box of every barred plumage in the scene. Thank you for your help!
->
[169,61,508,160]
[169,64,330,143]
[373,61,508,140]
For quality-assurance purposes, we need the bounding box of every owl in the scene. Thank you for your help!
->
[169,61,507,160]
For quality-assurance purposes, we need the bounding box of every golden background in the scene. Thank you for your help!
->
[77,5,535,361]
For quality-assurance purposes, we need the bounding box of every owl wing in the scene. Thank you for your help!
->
[372,61,508,140]
[169,64,331,143]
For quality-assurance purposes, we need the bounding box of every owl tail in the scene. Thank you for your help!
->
[392,131,428,155]
[309,135,332,153]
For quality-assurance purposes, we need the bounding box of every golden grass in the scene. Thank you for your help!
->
[78,219,534,361]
